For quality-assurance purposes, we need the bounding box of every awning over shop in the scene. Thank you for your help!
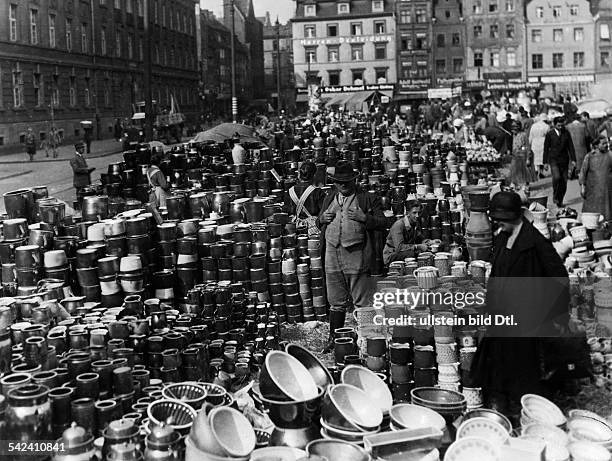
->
[325,93,353,108]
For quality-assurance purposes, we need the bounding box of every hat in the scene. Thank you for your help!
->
[453,119,464,128]
[489,191,522,222]
[329,160,359,183]
[75,141,85,148]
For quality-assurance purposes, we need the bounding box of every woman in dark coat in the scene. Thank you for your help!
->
[470,191,569,420]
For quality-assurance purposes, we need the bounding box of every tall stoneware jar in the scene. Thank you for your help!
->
[5,384,52,441]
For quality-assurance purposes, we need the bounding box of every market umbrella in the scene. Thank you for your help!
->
[147,140,170,153]
[576,99,611,119]
[191,123,257,143]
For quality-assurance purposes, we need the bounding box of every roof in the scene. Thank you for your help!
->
[294,0,395,19]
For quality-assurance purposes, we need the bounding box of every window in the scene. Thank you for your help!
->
[69,76,76,106]
[437,34,445,47]
[415,34,428,49]
[532,53,543,69]
[351,44,364,60]
[327,45,339,62]
[400,10,411,23]
[352,70,364,84]
[329,72,340,86]
[473,2,482,13]
[474,25,482,38]
[536,6,544,17]
[305,5,316,16]
[602,51,610,67]
[115,31,121,57]
[532,29,542,42]
[126,0,133,14]
[372,1,384,12]
[574,28,583,41]
[101,28,106,55]
[490,51,500,67]
[601,24,610,40]
[453,58,463,73]
[81,23,87,53]
[569,4,579,15]
[12,64,23,107]
[507,50,516,66]
[66,19,72,51]
[0,66,3,107]
[574,52,584,67]
[553,29,563,42]
[416,9,426,22]
[474,51,483,67]
[30,9,38,45]
[51,74,59,107]
[553,6,561,17]
[9,4,17,42]
[401,35,412,50]
[137,0,143,16]
[351,23,362,35]
[84,84,90,107]
[327,24,337,36]
[154,0,158,22]
[138,37,143,61]
[338,3,350,14]
[490,24,498,38]
[506,24,515,39]
[375,68,387,83]
[452,33,460,46]
[115,0,120,8]
[553,52,564,68]
[305,46,317,63]
[445,10,451,17]
[49,14,56,48]
[416,63,428,77]
[506,0,514,11]
[304,25,316,38]
[374,21,386,34]
[489,2,498,12]
[375,43,387,59]
[436,59,446,73]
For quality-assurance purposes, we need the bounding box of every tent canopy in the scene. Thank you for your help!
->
[191,123,261,143]
[325,90,393,111]
[576,99,612,119]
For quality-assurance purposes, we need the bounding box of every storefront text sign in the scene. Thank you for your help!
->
[299,35,393,46]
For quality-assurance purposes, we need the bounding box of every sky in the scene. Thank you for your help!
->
[201,0,295,23]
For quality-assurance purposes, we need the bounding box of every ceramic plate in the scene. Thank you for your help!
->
[456,417,509,447]
[444,436,501,461]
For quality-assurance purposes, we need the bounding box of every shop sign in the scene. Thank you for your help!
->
[299,35,393,46]
[539,75,595,83]
[398,78,431,93]
[465,80,487,90]
[487,81,541,90]
[483,71,522,80]
[428,88,452,99]
[452,84,463,97]
[437,77,464,86]
[321,83,396,94]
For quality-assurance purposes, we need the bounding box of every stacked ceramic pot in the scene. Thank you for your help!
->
[75,246,101,302]
[387,342,414,402]
[364,337,387,375]
[307,239,327,321]
[14,243,43,290]
[464,189,492,262]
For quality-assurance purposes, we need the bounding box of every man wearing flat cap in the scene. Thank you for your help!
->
[470,191,570,421]
[70,141,95,211]
[318,160,387,352]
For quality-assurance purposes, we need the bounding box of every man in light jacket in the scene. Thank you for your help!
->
[529,114,550,179]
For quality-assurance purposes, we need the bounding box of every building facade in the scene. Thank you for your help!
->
[262,14,296,112]
[463,0,525,83]
[395,0,433,97]
[526,0,596,97]
[292,0,397,88]
[593,0,612,84]
[223,0,265,100]
[432,0,466,86]
[0,0,199,147]
[199,9,250,118]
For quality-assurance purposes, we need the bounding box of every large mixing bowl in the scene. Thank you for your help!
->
[321,384,383,432]
[306,439,370,461]
[259,386,325,429]
[259,351,319,402]
[285,343,333,389]
[341,365,393,415]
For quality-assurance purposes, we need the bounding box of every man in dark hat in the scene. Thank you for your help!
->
[470,191,570,421]
[544,116,576,207]
[70,141,95,211]
[317,160,387,352]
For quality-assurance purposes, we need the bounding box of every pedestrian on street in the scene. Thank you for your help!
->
[470,191,569,423]
[83,127,92,154]
[543,116,576,207]
[317,160,387,352]
[24,127,36,162]
[529,114,550,179]
[114,119,123,142]
[69,141,95,211]
[581,112,598,147]
[147,153,170,209]
[566,115,589,171]
[579,132,612,223]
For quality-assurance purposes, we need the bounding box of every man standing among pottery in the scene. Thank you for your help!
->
[383,200,428,265]
[70,141,95,211]
[470,191,569,422]
[318,160,387,352]
[543,117,576,207]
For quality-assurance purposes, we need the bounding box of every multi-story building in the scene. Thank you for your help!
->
[262,14,296,112]
[432,0,466,86]
[463,0,525,84]
[0,0,199,148]
[223,0,265,100]
[199,9,250,118]
[593,0,612,85]
[526,0,596,97]
[395,0,433,98]
[292,0,397,89]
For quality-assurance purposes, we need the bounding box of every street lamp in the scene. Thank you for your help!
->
[276,17,282,114]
